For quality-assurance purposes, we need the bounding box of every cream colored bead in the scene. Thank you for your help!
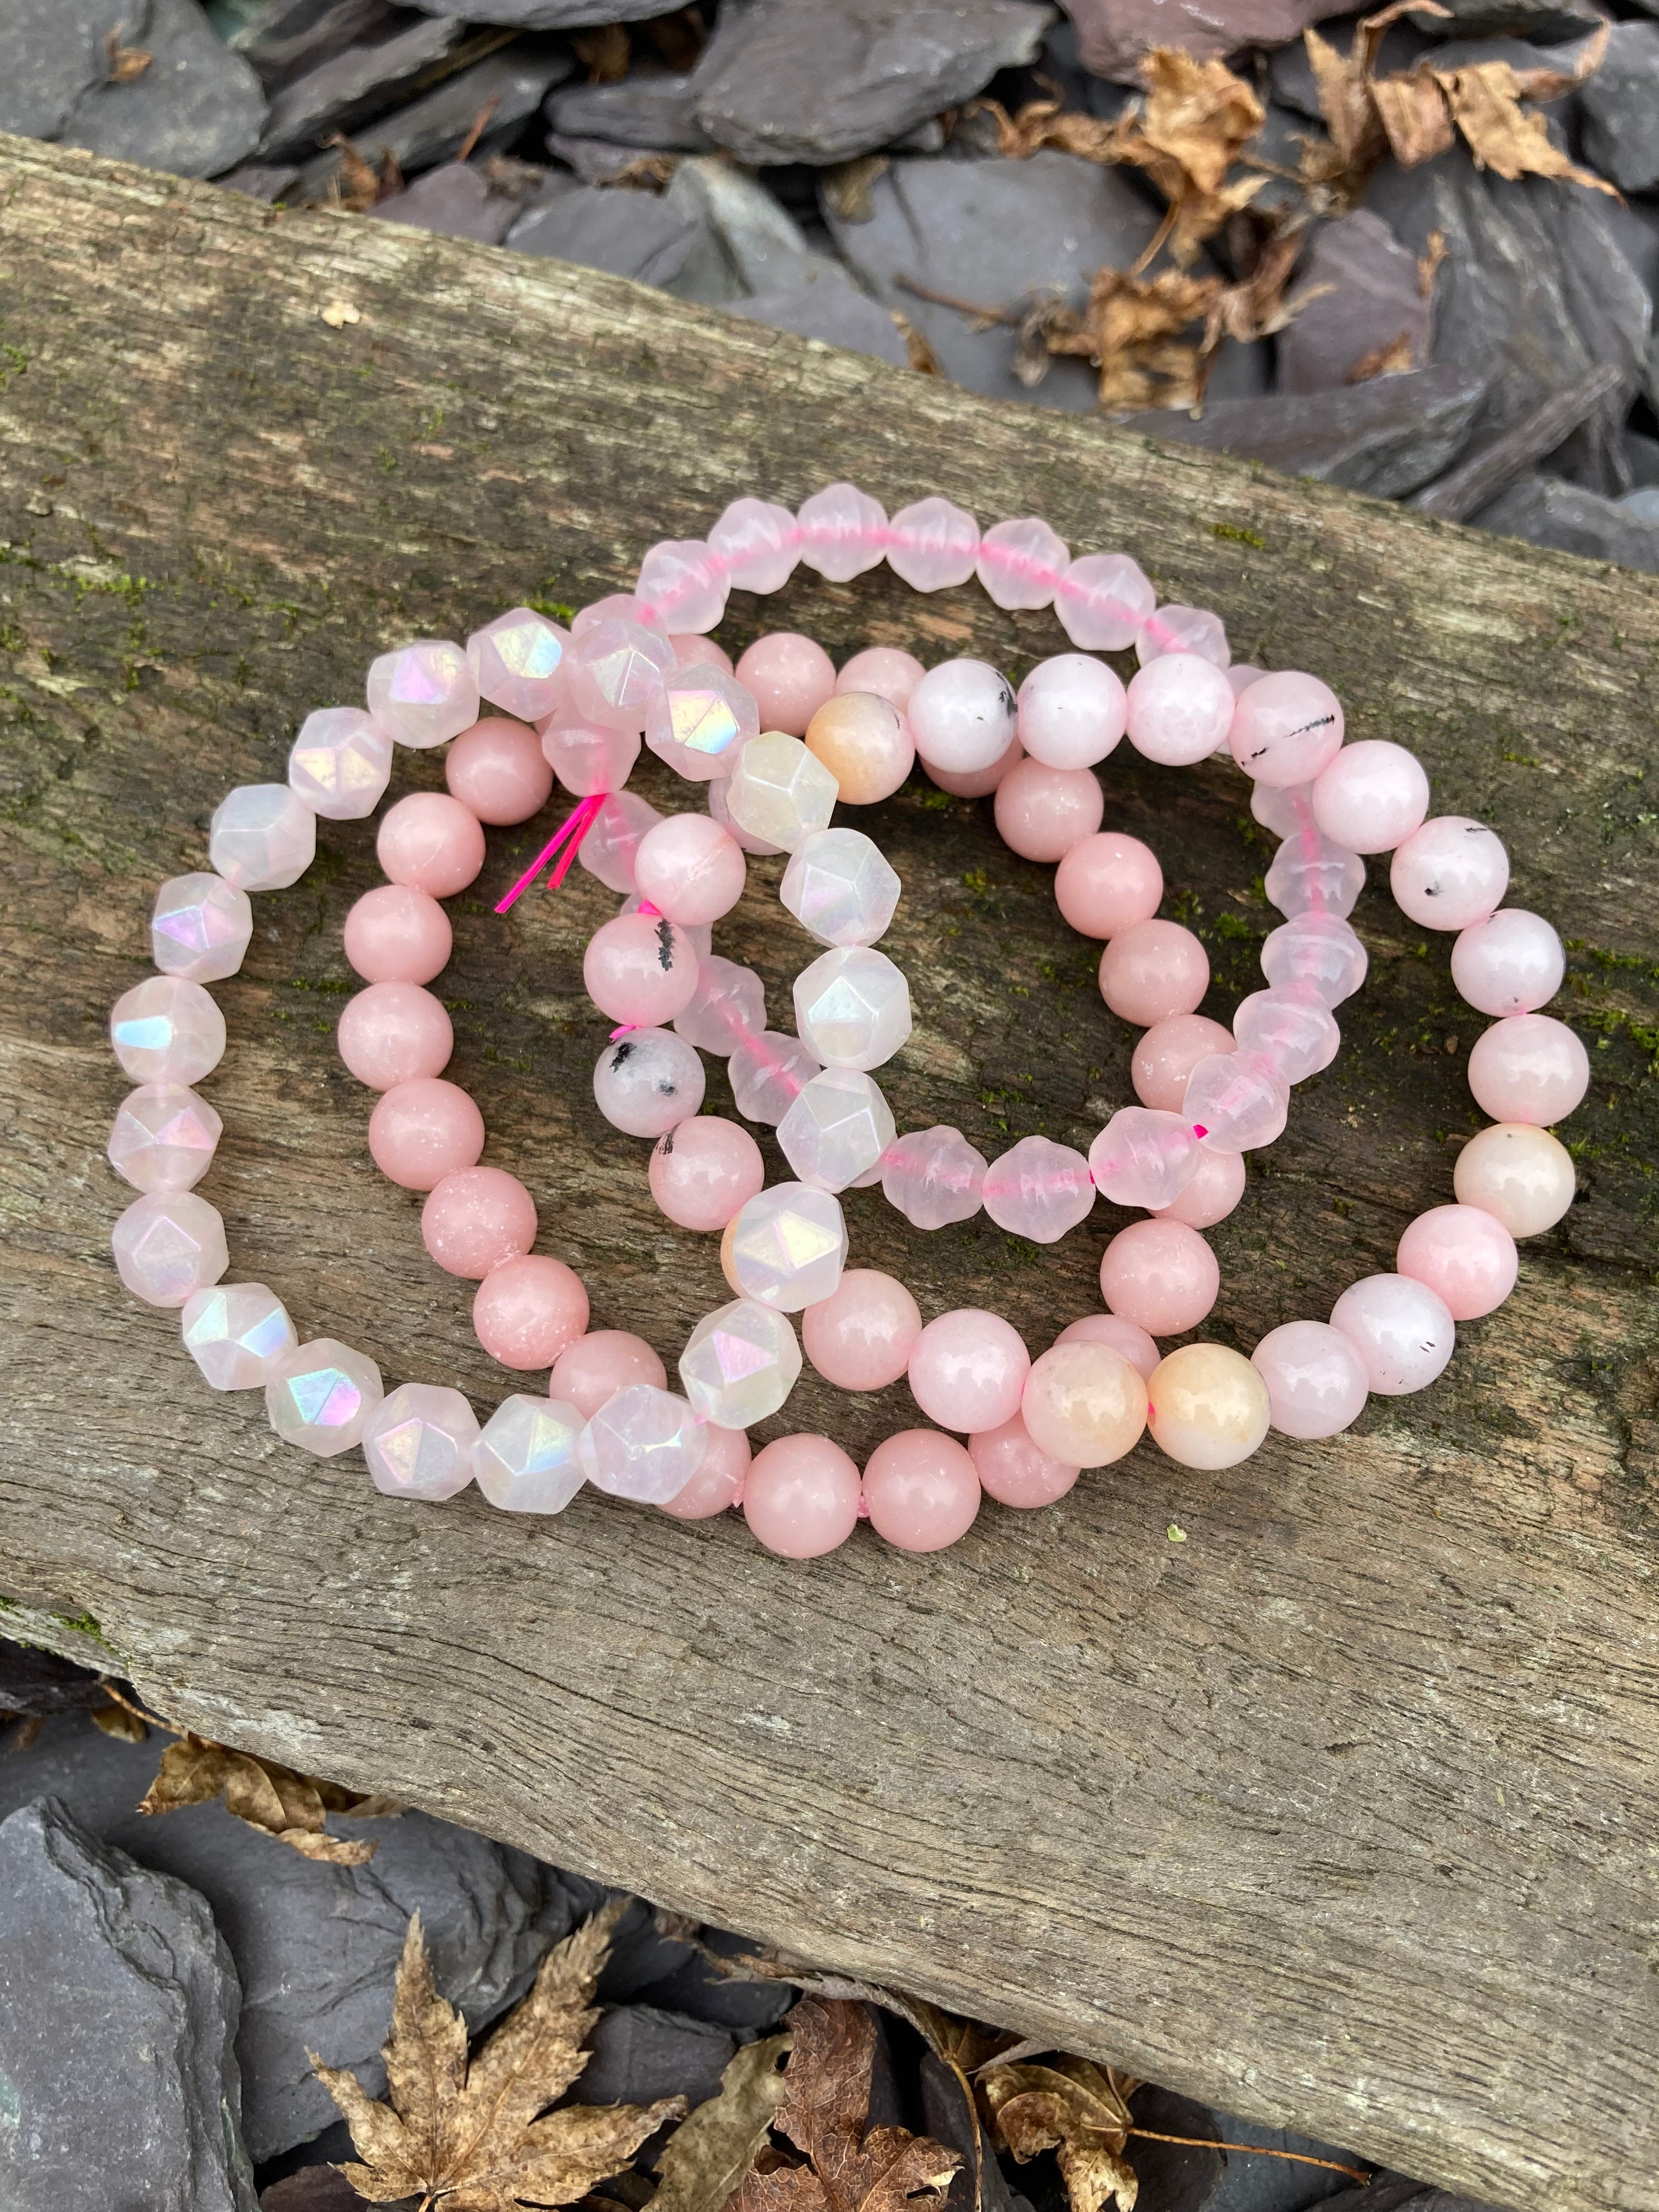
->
[1146,1344,1270,1470]
[1020,1341,1147,1468]
[804,690,915,805]
[1453,1121,1575,1238]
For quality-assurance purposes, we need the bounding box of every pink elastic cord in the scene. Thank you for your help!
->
[494,791,606,914]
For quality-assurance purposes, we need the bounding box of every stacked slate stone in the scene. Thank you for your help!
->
[5,0,1659,570]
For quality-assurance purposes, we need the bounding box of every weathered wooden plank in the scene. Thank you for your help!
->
[1,134,1657,2212]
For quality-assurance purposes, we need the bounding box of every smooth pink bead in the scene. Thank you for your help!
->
[1227,664,1266,698]
[1054,1313,1160,1382]
[1054,832,1163,940]
[1099,919,1210,1025]
[802,1268,921,1391]
[421,1165,537,1279]
[1126,652,1235,766]
[837,647,925,710]
[582,911,701,1026]
[1251,1320,1369,1438]
[444,716,553,825]
[1467,1014,1589,1125]
[1099,1218,1219,1335]
[472,1254,590,1367]
[1152,1144,1246,1228]
[885,494,980,592]
[539,716,642,799]
[743,1434,862,1558]
[1132,1013,1235,1110]
[733,634,836,736]
[337,983,453,1090]
[1330,1273,1455,1395]
[632,814,746,926]
[993,758,1104,862]
[1391,816,1510,930]
[579,791,661,891]
[1450,909,1564,1016]
[1228,671,1344,786]
[648,1115,764,1231]
[862,1430,981,1552]
[907,1309,1030,1434]
[1016,653,1126,770]
[1311,739,1429,853]
[376,792,487,898]
[908,660,1017,775]
[1397,1203,1519,1320]
[368,1076,484,1189]
[661,1420,749,1518]
[672,633,735,676]
[343,885,453,984]
[969,1414,1079,1508]
[922,735,1023,798]
[550,1329,666,1418]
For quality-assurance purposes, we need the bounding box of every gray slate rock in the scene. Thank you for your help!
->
[405,0,702,21]
[1626,429,1659,487]
[258,2165,364,2210]
[1620,484,1659,524]
[54,0,268,178]
[727,273,912,366]
[571,2004,737,2109]
[506,180,699,285]
[1201,2109,1369,2212]
[0,1638,110,1717]
[662,156,820,301]
[1405,0,1602,39]
[1278,209,1431,391]
[1581,25,1659,194]
[257,13,468,162]
[633,1927,798,2033]
[0,1796,258,2212]
[1060,0,1344,81]
[548,66,714,153]
[546,132,682,184]
[369,157,520,242]
[291,39,572,199]
[0,0,134,140]
[1601,195,1659,315]
[217,160,301,198]
[1475,472,1659,571]
[209,0,401,91]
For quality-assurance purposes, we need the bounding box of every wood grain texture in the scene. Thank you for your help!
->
[1,136,1657,2212]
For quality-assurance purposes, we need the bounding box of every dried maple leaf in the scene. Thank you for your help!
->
[979,2057,1141,2212]
[573,25,630,82]
[651,2033,792,2212]
[1369,65,1456,166]
[139,1731,399,1865]
[106,28,154,82]
[1348,328,1420,379]
[1435,59,1618,194]
[1047,266,1223,411]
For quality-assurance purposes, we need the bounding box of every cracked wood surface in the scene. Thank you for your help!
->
[1,136,1657,2212]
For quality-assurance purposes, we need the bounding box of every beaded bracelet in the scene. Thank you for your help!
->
[106,484,1589,1559]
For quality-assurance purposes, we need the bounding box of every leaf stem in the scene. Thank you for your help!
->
[1125,2129,1368,2182]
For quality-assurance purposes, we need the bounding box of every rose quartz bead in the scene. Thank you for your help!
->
[969,1414,1079,1508]
[1088,1107,1200,1209]
[908,1309,1030,1434]
[444,716,553,825]
[566,618,675,733]
[1450,909,1564,1016]
[1330,1273,1455,1395]
[661,1421,749,1519]
[1055,1313,1160,1382]
[804,692,914,806]
[632,814,746,926]
[1264,830,1365,920]
[111,977,225,1086]
[337,983,452,1090]
[672,633,735,676]
[287,708,393,820]
[1055,552,1155,651]
[885,495,980,592]
[1183,1051,1289,1152]
[636,538,728,635]
[1056,832,1163,941]
[578,1384,707,1504]
[863,1430,981,1552]
[1146,1344,1269,1469]
[977,516,1069,610]
[922,735,1024,798]
[343,885,452,985]
[837,647,925,711]
[1311,739,1429,853]
[1231,990,1339,1082]
[1251,1321,1369,1439]
[1391,817,1509,929]
[421,1165,537,1279]
[708,495,800,594]
[538,715,641,800]
[645,667,760,781]
[1137,603,1229,668]
[579,791,661,891]
[1153,1145,1246,1229]
[368,1077,484,1189]
[729,1030,819,1124]
[802,1268,921,1391]
[363,1383,480,1503]
[1227,664,1265,698]
[467,607,569,722]
[648,1115,764,1231]
[150,872,255,984]
[208,783,317,893]
[1099,919,1209,1025]
[367,639,478,748]
[623,886,714,962]
[1015,654,1126,772]
[1467,1014,1588,1125]
[1251,782,1314,839]
[593,1026,705,1137]
[881,1125,987,1231]
[472,1255,589,1368]
[1021,1341,1148,1466]
[734,634,836,736]
[743,1435,862,1558]
[994,759,1104,862]
[797,482,887,582]
[376,792,486,899]
[1261,913,1368,1006]
[1397,1203,1519,1320]
[582,911,701,1026]
[109,1082,222,1193]
[111,1191,228,1308]
[1227,672,1344,786]
[1099,1218,1219,1334]
[1453,1121,1575,1237]
[1126,653,1235,767]
[908,660,1017,775]
[980,1135,1095,1242]
[1132,1014,1234,1110]
[551,1329,667,1418]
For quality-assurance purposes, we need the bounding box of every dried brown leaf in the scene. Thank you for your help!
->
[1511,16,1609,101]
[1417,228,1447,297]
[1435,61,1621,193]
[643,7,706,72]
[3,1715,44,1754]
[651,2033,792,2212]
[822,155,889,222]
[1299,0,1447,194]
[573,25,630,82]
[979,2059,1141,2212]
[1348,328,1420,379]
[891,312,941,375]
[138,1732,398,1861]
[1370,66,1456,165]
[1049,265,1221,411]
[106,29,154,82]
[91,1698,148,1741]
[1136,49,1263,195]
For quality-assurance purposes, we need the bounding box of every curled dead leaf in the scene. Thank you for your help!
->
[642,6,706,72]
[822,155,890,223]
[138,1732,399,1861]
[573,25,631,81]
[90,1699,148,1742]
[1417,229,1447,298]
[651,2033,793,2212]
[1348,328,1420,380]
[980,2057,1141,2212]
[106,29,154,83]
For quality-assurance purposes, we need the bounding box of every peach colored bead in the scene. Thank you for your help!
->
[719,1215,744,1295]
[836,646,925,710]
[993,758,1104,862]
[1054,832,1163,940]
[1452,1121,1575,1238]
[661,1421,749,1518]
[907,1310,1030,1434]
[1466,1014,1589,1126]
[1151,1144,1246,1229]
[633,814,746,927]
[648,1115,764,1231]
[1132,1013,1235,1110]
[1098,919,1210,1025]
[472,1254,590,1368]
[1099,1218,1219,1335]
[337,983,453,1090]
[444,716,554,825]
[1396,1203,1518,1321]
[1020,1341,1148,1467]
[1146,1343,1270,1469]
[804,692,915,805]
[376,791,487,898]
[582,911,701,1026]
[743,1434,862,1558]
[551,1329,666,1419]
[1054,1312,1160,1382]
[734,633,836,736]
[802,1268,921,1391]
[343,885,453,985]
[672,633,735,676]
[862,1430,981,1552]
[421,1165,537,1279]
[969,1414,1079,1508]
[922,735,1024,798]
[368,1076,484,1189]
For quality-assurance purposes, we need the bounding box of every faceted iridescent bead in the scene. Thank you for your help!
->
[566,618,675,733]
[363,1383,479,1502]
[1086,1107,1201,1210]
[1264,831,1365,919]
[180,1282,297,1390]
[286,708,393,820]
[796,482,886,582]
[881,1125,987,1230]
[110,977,226,1086]
[675,956,765,1056]
[592,1027,706,1137]
[467,606,570,721]
[793,946,911,1071]
[636,538,729,635]
[729,1183,848,1311]
[778,1066,895,1192]
[1232,989,1340,1082]
[976,516,1068,611]
[708,495,801,594]
[472,1395,587,1513]
[366,639,478,748]
[1183,1051,1290,1152]
[1260,913,1368,1007]
[780,829,901,950]
[1136,603,1229,668]
[708,768,782,856]
[108,1082,222,1192]
[111,1191,228,1308]
[643,667,759,781]
[981,1135,1095,1243]
[725,731,838,853]
[150,873,253,983]
[885,495,979,591]
[266,1338,383,1457]
[679,1298,803,1427]
[1054,552,1156,651]
[729,1030,820,1125]
[208,783,317,892]
[578,790,662,893]
[576,1383,709,1504]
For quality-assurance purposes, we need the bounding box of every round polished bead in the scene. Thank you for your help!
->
[729,1183,848,1311]
[981,1135,1094,1243]
[579,791,661,892]
[421,1165,536,1279]
[885,495,980,592]
[151,872,253,983]
[804,692,914,806]
[1330,1273,1455,1395]
[467,607,569,723]
[1264,830,1365,921]
[636,537,728,635]
[1227,671,1344,786]
[111,1190,228,1308]
[1231,990,1339,1083]
[368,1076,484,1189]
[994,759,1104,861]
[1261,914,1368,1006]
[1099,919,1209,1025]
[674,632,733,672]
[922,735,1024,798]
[1132,1014,1235,1110]
[472,1394,586,1514]
[111,977,226,1086]
[797,482,887,582]
[1151,1144,1246,1229]
[1397,1203,1519,1321]
[633,814,746,926]
[109,1083,222,1193]
[1146,1344,1269,1468]
[1183,1051,1289,1152]
[1466,1014,1588,1125]
[444,716,552,825]
[977,515,1068,610]
[968,1414,1079,1507]
[743,1435,862,1558]
[649,1115,764,1231]
[1125,652,1234,767]
[908,660,1017,776]
[367,639,478,748]
[539,716,641,804]
[1449,909,1564,1016]
[882,1125,987,1231]
[1087,1107,1201,1210]
[1017,654,1126,770]
[782,829,901,950]
[1136,603,1229,667]
[337,983,452,1090]
[1250,1320,1368,1439]
[1311,738,1429,853]
[376,792,486,899]
[644,667,760,781]
[551,1329,666,1419]
[592,1027,704,1138]
[778,1066,895,1192]
[1453,1121,1575,1237]
[1391,816,1509,930]
[181,1282,297,1390]
[472,1255,589,1369]
[1054,1312,1160,1381]
[363,1383,479,1503]
[794,945,911,1071]
[343,885,452,985]
[674,957,765,1056]
[862,1430,981,1552]
[729,1030,820,1124]
[1228,664,1266,697]
[725,731,838,852]
[1054,552,1156,651]
[209,783,317,893]
[661,1420,749,1519]
[577,1384,708,1504]
[908,1310,1030,1434]
[733,634,836,736]
[802,1268,921,1391]
[1099,1218,1218,1335]
[267,1339,383,1457]
[287,708,393,820]
[566,618,675,733]
[1056,832,1163,941]
[679,1298,802,1427]
[709,496,801,594]
[620,882,712,963]
[1021,1341,1147,1466]
[583,911,701,1027]
[836,647,925,710]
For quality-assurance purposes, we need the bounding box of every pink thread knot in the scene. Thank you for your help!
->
[495,791,607,914]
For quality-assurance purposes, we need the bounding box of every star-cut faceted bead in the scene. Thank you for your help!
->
[108,1082,223,1192]
[729,1183,848,1311]
[566,618,675,733]
[576,1383,708,1503]
[287,708,394,820]
[150,873,254,983]
[578,791,662,894]
[110,977,226,1086]
[1087,1107,1201,1210]
[180,1281,297,1389]
[367,639,479,749]
[674,956,765,1056]
[636,538,729,636]
[780,828,901,947]
[467,607,570,721]
[881,1126,988,1231]
[793,946,911,1071]
[644,668,760,781]
[981,1136,1096,1243]
[777,1067,895,1192]
[679,1299,802,1428]
[111,1191,228,1308]
[362,1382,479,1501]
[472,1393,587,1513]
[724,732,838,853]
[267,1339,384,1457]
[1054,552,1156,651]
[209,783,318,892]
[728,1031,820,1125]
[977,516,1069,611]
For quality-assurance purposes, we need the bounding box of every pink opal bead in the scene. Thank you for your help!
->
[802,1268,921,1390]
[209,783,317,891]
[1055,832,1163,941]
[881,1125,987,1231]
[1231,989,1339,1082]
[551,1329,667,1419]
[1453,1121,1575,1237]
[150,872,255,984]
[1261,913,1368,1006]
[1311,739,1429,853]
[1251,1321,1369,1439]
[922,735,1024,798]
[579,792,661,891]
[111,977,226,1087]
[837,647,925,711]
[376,792,486,899]
[1088,1107,1200,1210]
[367,639,478,748]
[797,482,887,583]
[466,607,570,723]
[1099,1218,1219,1335]
[636,538,729,635]
[862,1430,981,1552]
[1137,603,1229,668]
[1467,1013,1589,1125]
[1055,1312,1160,1382]
[1151,1143,1246,1229]
[421,1165,537,1279]
[363,1383,480,1504]
[287,709,393,821]
[661,1421,750,1519]
[337,983,453,1090]
[734,634,836,736]
[1227,671,1344,786]
[1330,1272,1455,1395]
[472,1254,590,1368]
[969,1413,1079,1508]
[908,660,1017,776]
[1131,1013,1234,1111]
[343,885,453,985]
[1099,919,1210,1025]
[977,516,1069,610]
[633,814,746,926]
[1054,552,1155,652]
[111,1190,229,1309]
[444,716,553,825]
[1016,654,1126,770]
[1183,1051,1289,1152]
[1020,1341,1148,1466]
[539,716,642,799]
[1146,1344,1269,1469]
[743,1435,862,1558]
[566,618,675,733]
[648,1115,764,1231]
[672,633,735,676]
[108,1083,222,1193]
[980,1135,1095,1243]
[908,1309,1030,1434]
[993,759,1104,862]
[368,1077,484,1190]
[709,495,801,594]
[1397,1203,1519,1321]
[885,495,980,592]
[1125,652,1235,767]
[804,692,914,806]
[1391,817,1510,930]
[1450,910,1564,1016]
[582,911,701,1026]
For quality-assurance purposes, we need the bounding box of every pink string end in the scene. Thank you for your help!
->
[495,791,607,913]
[609,1024,639,1042]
